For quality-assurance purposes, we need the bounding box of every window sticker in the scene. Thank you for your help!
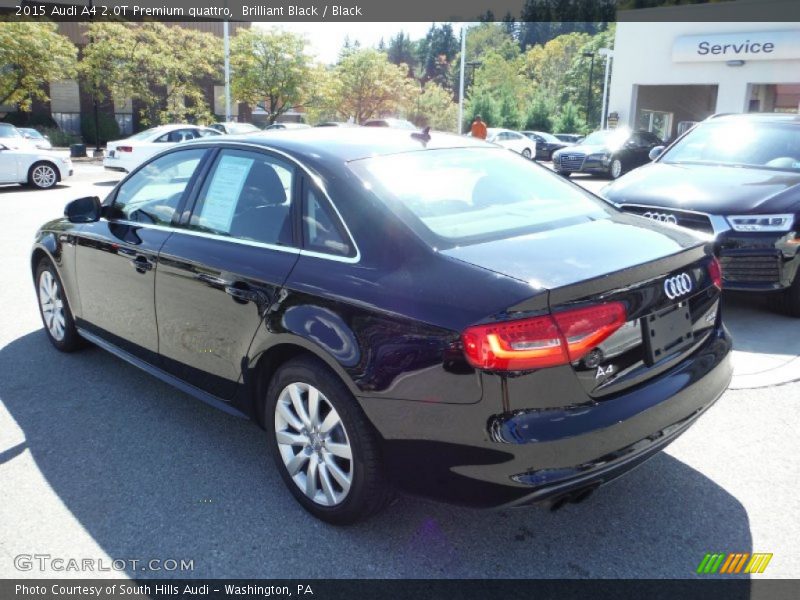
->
[198,154,254,232]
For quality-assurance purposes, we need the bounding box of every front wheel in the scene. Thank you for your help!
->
[557,171,571,178]
[609,158,624,179]
[28,162,59,189]
[35,259,85,351]
[265,357,392,524]
[521,148,532,159]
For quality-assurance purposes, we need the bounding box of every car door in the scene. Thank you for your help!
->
[155,147,301,399]
[629,132,660,167]
[74,148,209,360]
[0,146,21,183]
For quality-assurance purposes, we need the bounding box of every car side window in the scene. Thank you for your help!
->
[303,187,351,257]
[109,149,206,225]
[188,149,295,247]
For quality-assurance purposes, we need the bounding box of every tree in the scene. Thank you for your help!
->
[524,93,555,131]
[231,28,312,124]
[498,89,522,130]
[0,22,77,111]
[417,24,459,88]
[465,91,500,132]
[407,82,458,131]
[553,101,586,134]
[386,31,418,78]
[330,49,416,123]
[81,23,222,126]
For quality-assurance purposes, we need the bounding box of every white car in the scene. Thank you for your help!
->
[0,142,72,189]
[104,124,221,173]
[486,128,536,159]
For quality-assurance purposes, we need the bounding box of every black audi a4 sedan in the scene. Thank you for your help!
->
[32,128,732,523]
[552,128,663,179]
[604,114,800,317]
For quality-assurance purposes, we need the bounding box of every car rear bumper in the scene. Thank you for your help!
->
[359,325,732,508]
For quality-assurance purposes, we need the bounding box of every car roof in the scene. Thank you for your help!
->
[192,127,493,163]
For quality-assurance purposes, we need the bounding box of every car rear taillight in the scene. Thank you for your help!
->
[461,302,626,371]
[117,146,133,153]
[708,257,723,290]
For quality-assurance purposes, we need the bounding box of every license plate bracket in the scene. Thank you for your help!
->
[642,302,694,366]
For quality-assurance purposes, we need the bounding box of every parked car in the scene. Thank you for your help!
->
[552,129,663,179]
[603,113,800,316]
[0,123,33,149]
[554,133,584,144]
[32,128,731,524]
[0,142,72,189]
[486,128,535,159]
[104,124,221,173]
[209,122,262,135]
[521,130,570,160]
[263,122,311,130]
[362,118,416,129]
[17,127,53,150]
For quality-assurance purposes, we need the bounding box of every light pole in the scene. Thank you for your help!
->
[88,0,101,156]
[224,20,231,122]
[457,25,466,134]
[582,51,596,129]
[598,48,614,129]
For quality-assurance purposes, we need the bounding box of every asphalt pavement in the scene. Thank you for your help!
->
[0,164,798,579]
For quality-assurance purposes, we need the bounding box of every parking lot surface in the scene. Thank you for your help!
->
[1,165,798,578]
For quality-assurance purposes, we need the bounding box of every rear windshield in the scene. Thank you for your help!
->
[662,120,800,171]
[348,147,612,246]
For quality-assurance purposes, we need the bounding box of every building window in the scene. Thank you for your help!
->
[52,112,80,134]
[637,109,673,142]
[115,113,133,136]
[748,84,800,114]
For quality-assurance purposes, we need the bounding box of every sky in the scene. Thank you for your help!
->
[253,22,462,64]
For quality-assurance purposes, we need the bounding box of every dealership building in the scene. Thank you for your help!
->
[607,0,800,141]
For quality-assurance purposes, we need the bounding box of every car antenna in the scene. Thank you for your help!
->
[411,127,431,143]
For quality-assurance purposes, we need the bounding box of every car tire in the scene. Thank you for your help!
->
[28,161,59,190]
[35,258,86,352]
[521,148,532,159]
[557,171,571,178]
[265,356,392,524]
[609,158,624,180]
[768,272,800,318]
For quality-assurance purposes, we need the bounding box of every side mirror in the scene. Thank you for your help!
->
[648,146,665,161]
[0,144,7,151]
[65,196,102,223]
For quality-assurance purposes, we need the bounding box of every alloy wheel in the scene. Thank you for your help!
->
[32,164,57,189]
[274,382,353,506]
[38,270,65,341]
[522,148,532,159]
[610,159,623,179]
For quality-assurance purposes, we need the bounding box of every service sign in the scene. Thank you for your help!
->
[673,30,800,62]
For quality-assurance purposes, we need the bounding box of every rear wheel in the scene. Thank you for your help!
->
[265,356,391,524]
[35,259,85,351]
[768,271,800,318]
[28,162,59,189]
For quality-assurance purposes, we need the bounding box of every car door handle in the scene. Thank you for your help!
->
[224,284,258,304]
[195,272,228,287]
[130,255,153,272]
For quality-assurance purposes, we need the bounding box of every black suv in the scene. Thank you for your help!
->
[604,113,800,316]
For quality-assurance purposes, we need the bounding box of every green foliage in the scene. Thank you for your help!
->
[465,91,500,132]
[553,101,586,134]
[407,82,458,131]
[499,90,522,130]
[81,23,221,126]
[80,112,120,145]
[524,94,554,132]
[328,49,417,124]
[386,31,419,78]
[0,22,77,111]
[519,1,615,48]
[41,127,79,147]
[231,28,312,124]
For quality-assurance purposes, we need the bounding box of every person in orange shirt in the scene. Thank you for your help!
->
[470,115,487,140]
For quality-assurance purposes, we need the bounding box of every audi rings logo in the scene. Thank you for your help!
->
[664,273,693,299]
[643,211,678,224]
